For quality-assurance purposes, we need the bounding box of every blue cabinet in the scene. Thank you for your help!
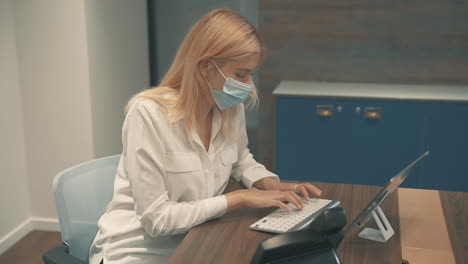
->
[274,81,468,192]
[422,102,468,191]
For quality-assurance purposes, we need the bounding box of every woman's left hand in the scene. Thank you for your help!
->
[254,178,322,201]
[274,182,322,201]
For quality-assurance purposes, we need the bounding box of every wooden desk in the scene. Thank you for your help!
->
[170,179,402,264]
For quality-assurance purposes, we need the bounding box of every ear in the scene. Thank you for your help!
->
[199,59,211,78]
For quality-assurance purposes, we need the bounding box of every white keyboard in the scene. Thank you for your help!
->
[249,198,340,233]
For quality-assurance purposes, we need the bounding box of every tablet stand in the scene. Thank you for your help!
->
[358,205,394,242]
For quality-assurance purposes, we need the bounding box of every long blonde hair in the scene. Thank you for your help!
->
[126,8,264,143]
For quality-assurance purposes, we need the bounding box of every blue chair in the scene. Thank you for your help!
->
[43,155,121,264]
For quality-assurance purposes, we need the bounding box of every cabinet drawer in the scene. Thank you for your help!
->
[276,97,426,188]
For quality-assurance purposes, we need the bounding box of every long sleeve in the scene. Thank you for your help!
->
[231,104,279,188]
[124,101,227,237]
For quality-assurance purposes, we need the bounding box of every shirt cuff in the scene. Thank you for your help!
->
[202,195,228,221]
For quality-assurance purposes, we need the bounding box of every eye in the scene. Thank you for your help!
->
[235,73,247,79]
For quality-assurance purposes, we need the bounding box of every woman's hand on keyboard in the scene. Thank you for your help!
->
[225,189,304,213]
[253,178,322,202]
[283,182,322,202]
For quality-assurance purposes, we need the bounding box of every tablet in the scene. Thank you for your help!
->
[343,151,430,234]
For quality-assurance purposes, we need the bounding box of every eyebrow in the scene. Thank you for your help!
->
[236,68,256,72]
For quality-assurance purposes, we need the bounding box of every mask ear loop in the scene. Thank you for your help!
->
[202,74,215,90]
[211,60,228,80]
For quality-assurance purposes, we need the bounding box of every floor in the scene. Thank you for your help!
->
[0,231,62,264]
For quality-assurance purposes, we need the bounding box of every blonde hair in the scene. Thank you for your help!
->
[126,8,264,143]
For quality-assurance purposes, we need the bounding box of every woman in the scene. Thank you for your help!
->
[89,8,322,264]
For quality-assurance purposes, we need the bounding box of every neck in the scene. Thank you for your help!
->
[197,82,217,122]
[197,100,215,123]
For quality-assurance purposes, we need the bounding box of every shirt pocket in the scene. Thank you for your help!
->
[165,152,203,200]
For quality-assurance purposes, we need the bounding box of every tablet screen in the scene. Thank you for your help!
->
[345,151,429,232]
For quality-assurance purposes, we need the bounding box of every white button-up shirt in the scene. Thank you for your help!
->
[89,98,278,264]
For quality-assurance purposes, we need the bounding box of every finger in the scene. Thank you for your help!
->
[290,191,304,208]
[298,185,310,201]
[273,200,291,211]
[283,192,303,210]
[304,183,322,197]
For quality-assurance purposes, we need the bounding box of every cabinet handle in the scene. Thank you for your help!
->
[364,107,382,119]
[316,105,334,117]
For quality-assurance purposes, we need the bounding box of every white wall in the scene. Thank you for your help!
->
[0,0,32,253]
[84,0,150,158]
[0,0,149,254]
[14,0,95,219]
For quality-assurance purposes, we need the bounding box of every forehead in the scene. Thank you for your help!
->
[225,53,260,70]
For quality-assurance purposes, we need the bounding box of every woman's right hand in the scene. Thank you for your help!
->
[225,189,304,213]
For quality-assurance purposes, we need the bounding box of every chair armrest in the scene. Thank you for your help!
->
[42,244,88,264]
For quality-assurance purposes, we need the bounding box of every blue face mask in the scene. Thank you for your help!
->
[205,61,254,110]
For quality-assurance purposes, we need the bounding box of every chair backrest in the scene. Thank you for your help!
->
[53,155,121,262]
